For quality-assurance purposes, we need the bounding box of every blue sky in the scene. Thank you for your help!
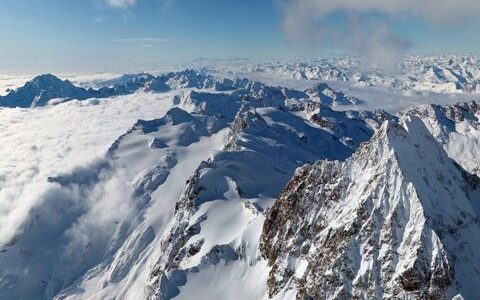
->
[0,0,289,73]
[0,0,478,73]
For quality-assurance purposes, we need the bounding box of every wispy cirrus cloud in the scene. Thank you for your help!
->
[112,37,170,43]
[105,0,137,8]
[94,16,105,23]
[104,0,176,10]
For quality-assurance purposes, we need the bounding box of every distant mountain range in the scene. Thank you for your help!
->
[0,70,215,108]
[5,55,478,110]
[0,70,363,109]
[206,55,480,94]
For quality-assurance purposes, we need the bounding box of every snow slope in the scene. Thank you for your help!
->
[401,101,480,176]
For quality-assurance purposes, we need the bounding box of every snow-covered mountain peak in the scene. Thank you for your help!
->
[29,74,69,86]
[261,114,480,299]
[161,69,215,90]
[306,82,362,106]
[0,74,94,107]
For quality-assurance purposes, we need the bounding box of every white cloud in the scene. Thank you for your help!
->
[277,0,480,70]
[0,87,173,245]
[104,0,177,11]
[105,0,137,8]
[278,0,480,24]
[94,16,105,23]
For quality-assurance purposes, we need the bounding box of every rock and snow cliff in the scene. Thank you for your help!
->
[401,101,480,176]
[261,116,480,300]
[306,83,362,107]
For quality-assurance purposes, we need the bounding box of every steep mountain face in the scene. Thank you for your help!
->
[261,116,480,299]
[95,73,167,96]
[301,102,391,151]
[400,101,480,176]
[161,69,216,90]
[212,77,250,91]
[231,81,308,104]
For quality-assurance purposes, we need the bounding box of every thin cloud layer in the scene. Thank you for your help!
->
[105,0,136,8]
[112,38,170,43]
[279,0,480,25]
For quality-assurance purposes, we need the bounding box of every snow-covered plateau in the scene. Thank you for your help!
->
[0,56,480,300]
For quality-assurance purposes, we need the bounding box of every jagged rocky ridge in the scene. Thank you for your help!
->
[261,116,480,299]
[305,83,361,107]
